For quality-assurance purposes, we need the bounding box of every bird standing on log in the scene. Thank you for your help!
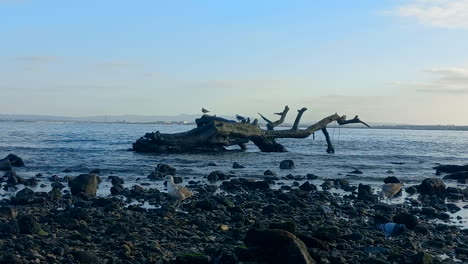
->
[380,183,403,203]
[201,107,210,114]
[165,175,193,208]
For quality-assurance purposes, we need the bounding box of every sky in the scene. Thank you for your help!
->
[1,0,468,125]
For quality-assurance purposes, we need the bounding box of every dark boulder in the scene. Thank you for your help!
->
[412,252,433,264]
[174,254,210,264]
[69,173,101,198]
[393,213,419,230]
[1,154,25,167]
[244,228,315,264]
[264,170,276,176]
[109,176,124,186]
[0,206,18,220]
[72,251,100,264]
[299,181,317,192]
[357,184,378,203]
[443,171,468,180]
[0,159,12,171]
[232,162,245,169]
[434,164,468,174]
[279,160,295,170]
[155,163,176,175]
[419,178,446,196]
[349,169,363,174]
[17,215,47,236]
[23,178,38,187]
[384,176,400,183]
[313,226,340,242]
[208,171,230,182]
[12,188,37,205]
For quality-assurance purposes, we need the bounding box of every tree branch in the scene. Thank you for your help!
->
[258,105,290,130]
[292,107,308,130]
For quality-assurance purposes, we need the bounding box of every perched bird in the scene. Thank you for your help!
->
[236,114,246,122]
[377,223,406,238]
[201,107,210,114]
[380,183,403,203]
[165,175,193,207]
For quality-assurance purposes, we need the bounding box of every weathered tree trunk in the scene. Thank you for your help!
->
[132,106,370,153]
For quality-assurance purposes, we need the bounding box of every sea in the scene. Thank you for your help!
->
[1,121,467,226]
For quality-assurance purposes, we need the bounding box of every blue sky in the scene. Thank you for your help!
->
[1,0,468,124]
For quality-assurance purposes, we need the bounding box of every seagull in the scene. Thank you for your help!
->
[236,114,246,122]
[380,183,403,204]
[377,223,406,238]
[201,108,210,114]
[165,175,193,208]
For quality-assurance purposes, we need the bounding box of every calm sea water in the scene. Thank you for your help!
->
[1,121,468,226]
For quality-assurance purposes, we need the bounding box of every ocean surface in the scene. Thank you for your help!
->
[1,121,467,225]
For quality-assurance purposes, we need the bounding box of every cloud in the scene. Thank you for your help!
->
[391,0,468,29]
[393,67,468,93]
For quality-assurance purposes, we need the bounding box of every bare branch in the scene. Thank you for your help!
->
[292,107,308,130]
[258,105,289,130]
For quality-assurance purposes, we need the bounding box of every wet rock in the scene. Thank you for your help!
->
[173,176,183,184]
[1,154,25,167]
[0,206,18,220]
[110,184,124,195]
[446,203,461,213]
[0,253,23,264]
[51,182,66,189]
[69,173,101,198]
[393,213,419,230]
[232,162,244,169]
[419,178,446,196]
[349,169,363,174]
[63,168,72,173]
[297,234,330,251]
[207,162,217,166]
[313,226,340,242]
[268,221,297,234]
[244,228,315,264]
[412,252,433,264]
[406,186,417,195]
[363,246,390,255]
[0,159,12,171]
[109,176,124,185]
[17,215,47,236]
[195,199,217,211]
[264,170,276,176]
[12,188,37,205]
[434,164,468,174]
[306,173,318,180]
[299,181,317,191]
[357,184,378,203]
[49,187,63,200]
[89,168,101,174]
[279,159,295,170]
[23,178,38,187]
[175,253,210,264]
[6,171,24,185]
[155,163,176,175]
[444,171,468,181]
[208,171,230,182]
[213,248,238,264]
[73,251,100,264]
[384,176,400,183]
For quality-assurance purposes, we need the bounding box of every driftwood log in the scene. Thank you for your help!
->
[132,106,370,153]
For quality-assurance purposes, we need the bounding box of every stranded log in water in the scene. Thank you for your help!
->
[132,106,370,153]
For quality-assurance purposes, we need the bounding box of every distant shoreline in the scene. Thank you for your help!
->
[1,118,468,131]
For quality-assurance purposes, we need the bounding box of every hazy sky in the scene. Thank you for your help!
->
[1,0,468,125]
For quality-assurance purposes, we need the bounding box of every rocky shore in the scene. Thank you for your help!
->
[1,154,468,264]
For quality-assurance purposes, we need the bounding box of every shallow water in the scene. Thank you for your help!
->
[1,121,467,226]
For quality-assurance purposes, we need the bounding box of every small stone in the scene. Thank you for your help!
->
[279,160,295,169]
[232,162,245,169]
[219,224,229,231]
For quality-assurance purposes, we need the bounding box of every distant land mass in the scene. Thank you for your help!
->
[0,114,467,131]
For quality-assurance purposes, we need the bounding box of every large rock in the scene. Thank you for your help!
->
[73,251,100,264]
[419,178,446,196]
[0,154,25,167]
[0,159,12,171]
[0,207,18,220]
[244,228,315,264]
[393,213,419,230]
[357,184,378,203]
[69,173,101,197]
[443,171,468,181]
[279,160,295,170]
[17,215,47,236]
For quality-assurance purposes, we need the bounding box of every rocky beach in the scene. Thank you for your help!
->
[1,153,468,264]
